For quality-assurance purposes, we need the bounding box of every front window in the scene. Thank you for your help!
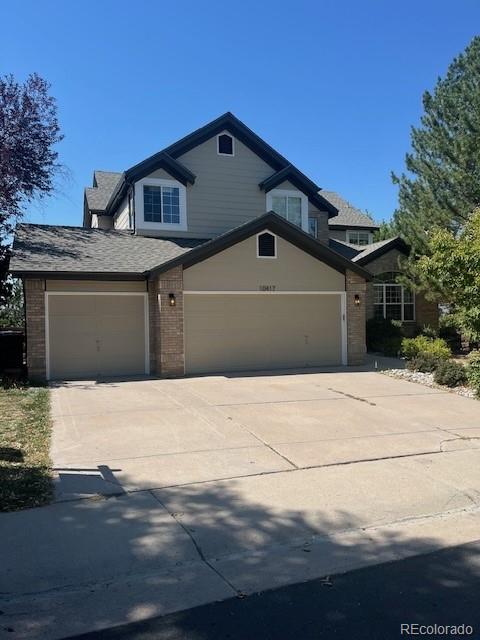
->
[374,272,415,321]
[308,217,318,238]
[347,230,372,246]
[144,185,180,224]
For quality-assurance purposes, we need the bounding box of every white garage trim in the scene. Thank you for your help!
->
[183,290,346,295]
[44,291,149,380]
[184,291,347,366]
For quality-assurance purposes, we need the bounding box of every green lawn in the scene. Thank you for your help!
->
[0,387,52,512]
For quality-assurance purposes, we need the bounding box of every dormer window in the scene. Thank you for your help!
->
[347,230,372,246]
[217,133,234,156]
[135,177,187,231]
[266,189,308,232]
[257,231,276,258]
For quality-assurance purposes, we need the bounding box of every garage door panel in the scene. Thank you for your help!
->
[48,294,146,380]
[185,294,343,374]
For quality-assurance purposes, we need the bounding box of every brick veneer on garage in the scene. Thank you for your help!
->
[24,279,47,382]
[152,266,185,377]
[364,249,438,329]
[346,269,366,365]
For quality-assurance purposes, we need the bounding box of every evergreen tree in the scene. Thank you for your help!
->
[373,220,397,242]
[392,36,480,255]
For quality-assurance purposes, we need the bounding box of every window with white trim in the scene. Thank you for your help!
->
[135,177,187,231]
[347,230,372,246]
[267,189,308,231]
[144,185,180,224]
[308,217,318,238]
[374,272,415,321]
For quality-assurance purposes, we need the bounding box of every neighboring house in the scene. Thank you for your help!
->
[10,113,437,382]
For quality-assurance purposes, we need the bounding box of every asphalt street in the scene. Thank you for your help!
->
[66,540,480,640]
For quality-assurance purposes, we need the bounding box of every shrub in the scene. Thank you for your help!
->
[382,336,402,357]
[433,360,467,387]
[466,351,480,396]
[438,313,463,351]
[420,325,439,339]
[401,336,451,361]
[366,318,402,355]
[407,353,442,373]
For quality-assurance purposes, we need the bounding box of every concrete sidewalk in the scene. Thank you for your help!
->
[2,446,480,639]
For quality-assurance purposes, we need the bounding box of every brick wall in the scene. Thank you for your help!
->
[153,266,185,377]
[415,293,439,329]
[346,269,366,365]
[363,249,438,329]
[24,279,47,383]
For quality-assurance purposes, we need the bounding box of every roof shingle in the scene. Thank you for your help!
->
[85,171,123,212]
[10,224,207,275]
[323,191,379,229]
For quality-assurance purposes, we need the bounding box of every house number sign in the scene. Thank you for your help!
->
[259,285,276,291]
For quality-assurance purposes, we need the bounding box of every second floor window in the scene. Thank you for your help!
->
[308,217,318,238]
[267,189,308,232]
[347,230,372,245]
[271,195,302,227]
[144,185,180,224]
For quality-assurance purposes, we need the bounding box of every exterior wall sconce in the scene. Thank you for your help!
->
[354,294,361,307]
[169,293,176,307]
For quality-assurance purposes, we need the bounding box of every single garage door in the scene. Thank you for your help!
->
[184,293,345,375]
[47,293,147,379]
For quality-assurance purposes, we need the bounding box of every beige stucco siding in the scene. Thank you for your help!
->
[184,294,343,374]
[183,235,345,292]
[46,280,146,292]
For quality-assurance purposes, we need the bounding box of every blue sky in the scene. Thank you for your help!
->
[2,0,479,227]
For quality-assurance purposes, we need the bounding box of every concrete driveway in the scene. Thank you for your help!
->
[3,367,480,639]
[51,368,480,499]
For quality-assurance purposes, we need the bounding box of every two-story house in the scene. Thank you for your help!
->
[10,113,437,381]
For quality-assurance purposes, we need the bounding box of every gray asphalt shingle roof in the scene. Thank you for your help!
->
[328,238,362,260]
[322,191,378,229]
[351,237,398,262]
[85,171,123,211]
[10,224,207,275]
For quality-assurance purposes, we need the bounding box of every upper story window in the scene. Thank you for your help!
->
[144,185,180,224]
[374,272,415,322]
[266,189,308,232]
[135,177,187,231]
[347,230,372,246]
[257,231,276,258]
[308,217,318,238]
[217,133,234,156]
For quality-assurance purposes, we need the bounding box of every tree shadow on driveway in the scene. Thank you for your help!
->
[0,471,468,639]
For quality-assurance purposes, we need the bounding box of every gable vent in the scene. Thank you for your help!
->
[257,232,276,258]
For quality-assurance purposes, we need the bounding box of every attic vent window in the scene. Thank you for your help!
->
[217,133,234,156]
[257,232,276,258]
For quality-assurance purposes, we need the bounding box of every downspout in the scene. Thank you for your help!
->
[126,181,136,234]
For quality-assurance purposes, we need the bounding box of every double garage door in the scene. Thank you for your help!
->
[46,291,344,379]
[184,293,345,375]
[47,293,147,380]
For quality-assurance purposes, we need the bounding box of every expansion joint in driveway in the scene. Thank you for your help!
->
[148,490,241,598]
